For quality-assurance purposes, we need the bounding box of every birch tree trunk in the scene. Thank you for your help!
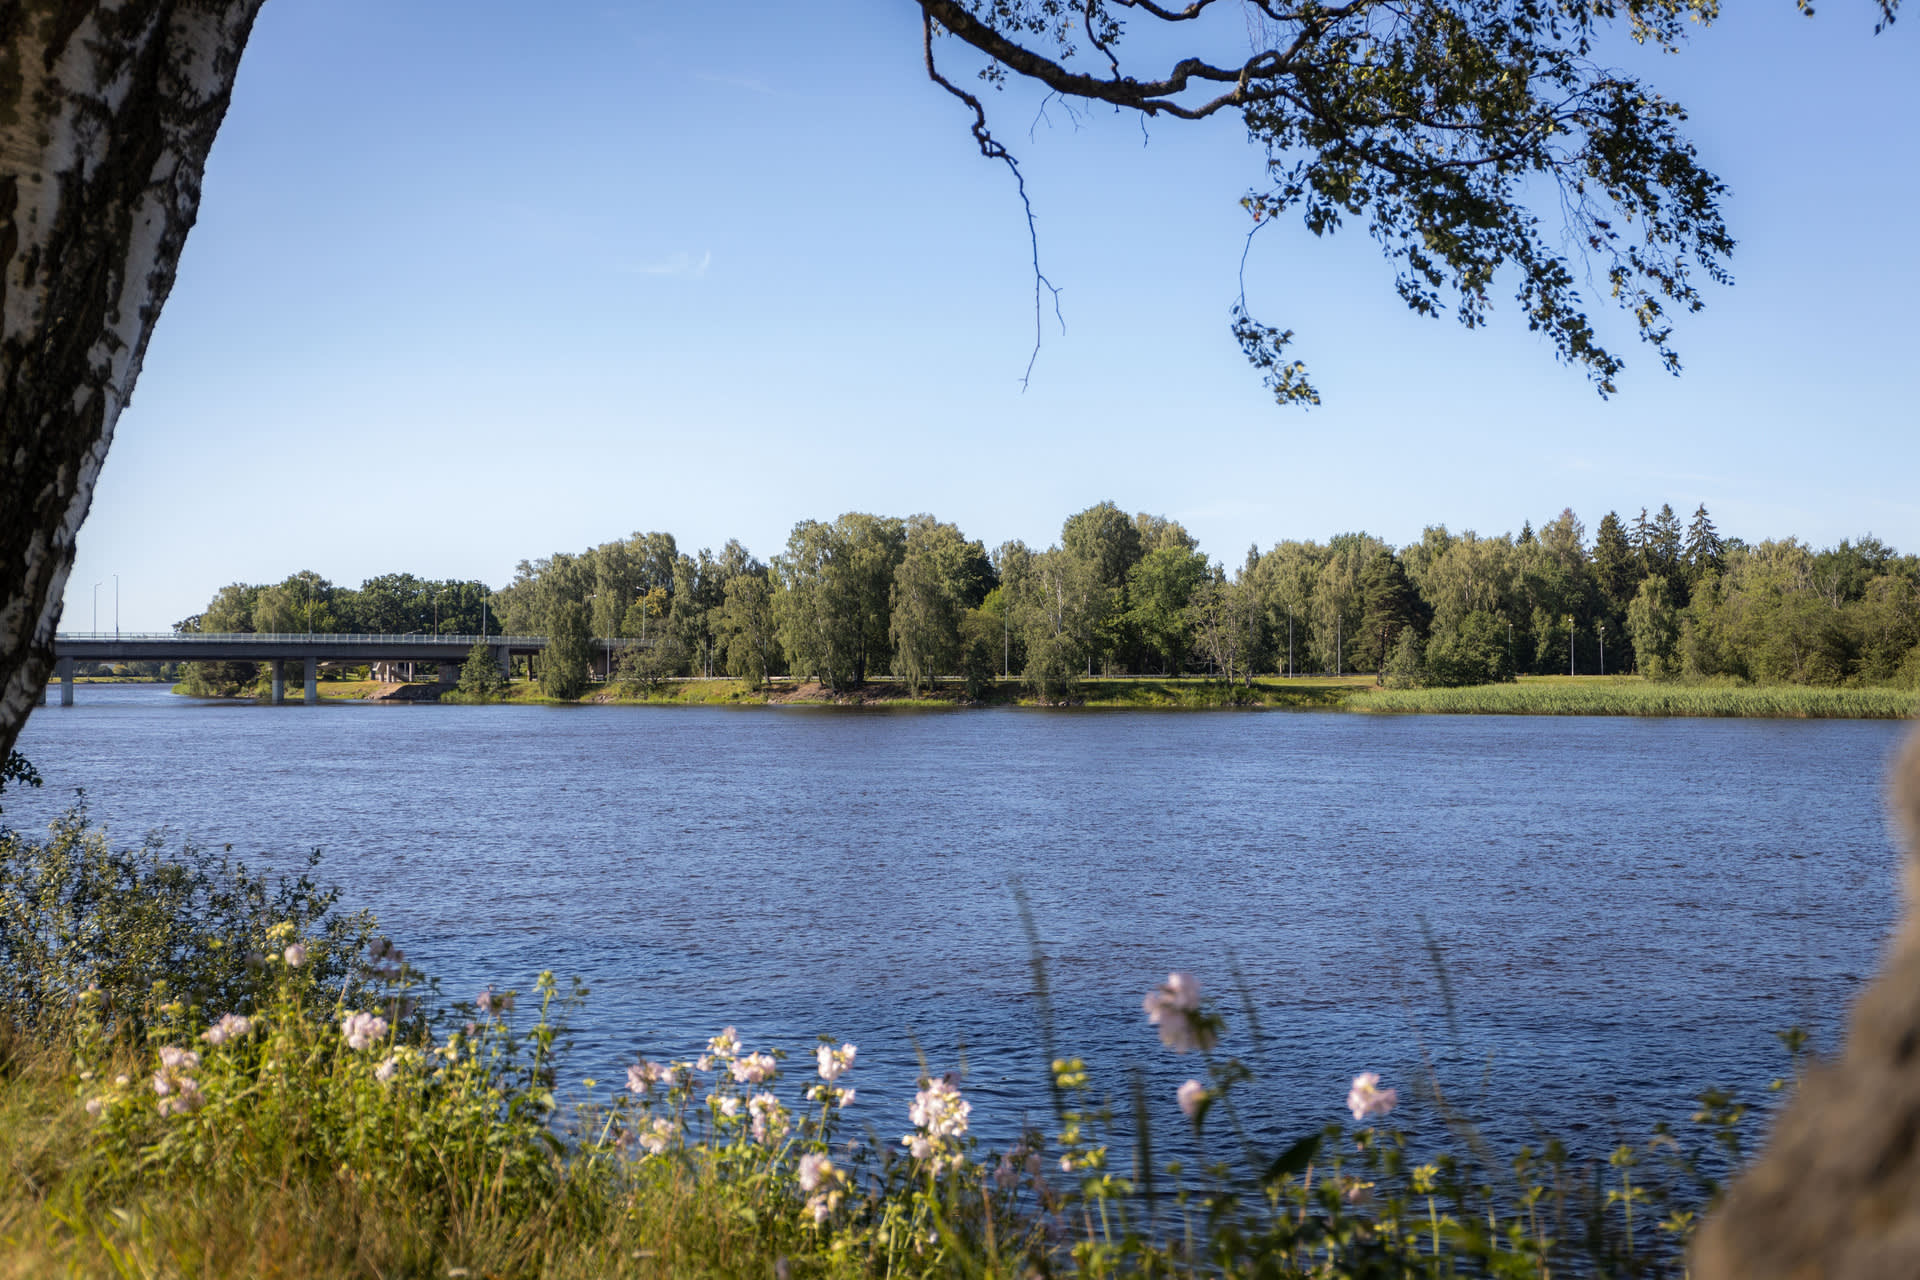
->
[0,0,262,762]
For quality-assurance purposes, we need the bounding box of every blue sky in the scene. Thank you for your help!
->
[64,1,1919,631]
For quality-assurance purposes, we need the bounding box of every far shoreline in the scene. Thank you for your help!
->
[149,674,1918,720]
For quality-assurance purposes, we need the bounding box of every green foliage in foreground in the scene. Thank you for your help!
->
[0,803,372,1036]
[1355,680,1919,719]
[0,805,1791,1278]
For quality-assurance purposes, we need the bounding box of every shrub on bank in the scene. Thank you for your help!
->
[0,801,372,1037]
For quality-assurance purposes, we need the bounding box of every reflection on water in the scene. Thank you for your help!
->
[10,684,1908,1151]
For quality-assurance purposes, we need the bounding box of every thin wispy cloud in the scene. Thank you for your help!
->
[626,250,712,279]
[692,70,777,97]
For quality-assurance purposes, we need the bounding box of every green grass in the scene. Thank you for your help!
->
[171,673,1918,719]
[1071,676,1365,709]
[1351,676,1917,718]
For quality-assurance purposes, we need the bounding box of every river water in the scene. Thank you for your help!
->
[7,684,1910,1158]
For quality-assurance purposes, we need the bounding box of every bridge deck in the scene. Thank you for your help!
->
[53,632,645,662]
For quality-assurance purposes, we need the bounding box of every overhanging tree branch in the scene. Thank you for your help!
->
[907,0,1878,404]
[924,13,1064,390]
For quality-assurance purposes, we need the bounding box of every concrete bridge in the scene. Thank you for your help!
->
[45,632,646,705]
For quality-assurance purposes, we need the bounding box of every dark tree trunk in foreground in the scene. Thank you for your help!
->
[0,0,262,761]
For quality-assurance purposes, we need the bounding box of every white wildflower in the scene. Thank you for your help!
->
[908,1074,970,1139]
[807,1083,856,1109]
[283,943,307,968]
[637,1117,678,1156]
[201,1013,253,1046]
[375,1055,401,1083]
[85,1096,106,1118]
[1177,1079,1209,1119]
[340,1011,390,1051]
[902,1073,970,1171]
[798,1152,833,1192]
[717,1095,743,1118]
[1143,972,1214,1053]
[1346,1072,1398,1122]
[748,1091,789,1144]
[153,1072,203,1117]
[627,1060,672,1095]
[816,1043,856,1082]
[731,1052,777,1085]
[157,1046,201,1073]
[799,1153,845,1224]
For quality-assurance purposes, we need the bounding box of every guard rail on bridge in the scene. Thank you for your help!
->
[45,631,650,706]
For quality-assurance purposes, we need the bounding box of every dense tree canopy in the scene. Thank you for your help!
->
[184,502,1920,696]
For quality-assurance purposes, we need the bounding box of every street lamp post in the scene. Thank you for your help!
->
[92,580,101,633]
[1599,620,1606,676]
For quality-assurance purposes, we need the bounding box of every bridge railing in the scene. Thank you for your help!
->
[53,632,650,647]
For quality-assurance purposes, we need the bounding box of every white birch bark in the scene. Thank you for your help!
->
[0,0,263,760]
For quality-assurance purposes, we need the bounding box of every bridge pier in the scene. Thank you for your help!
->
[304,657,318,705]
[437,661,458,688]
[494,645,512,681]
[270,660,286,705]
[57,658,74,706]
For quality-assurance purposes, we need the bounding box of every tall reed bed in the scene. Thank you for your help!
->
[1354,682,1917,719]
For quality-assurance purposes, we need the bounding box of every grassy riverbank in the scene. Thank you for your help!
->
[470,673,1920,717]
[462,676,1368,709]
[168,673,1917,718]
[1356,676,1918,719]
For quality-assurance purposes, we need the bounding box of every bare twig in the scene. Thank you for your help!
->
[924,13,1064,390]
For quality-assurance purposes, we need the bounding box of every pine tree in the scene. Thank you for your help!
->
[1684,504,1725,580]
[1651,504,1684,576]
[1630,507,1653,564]
[1356,551,1421,675]
[1592,512,1640,610]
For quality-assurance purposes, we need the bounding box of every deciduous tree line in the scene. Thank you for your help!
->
[180,502,1920,698]
[173,574,498,695]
